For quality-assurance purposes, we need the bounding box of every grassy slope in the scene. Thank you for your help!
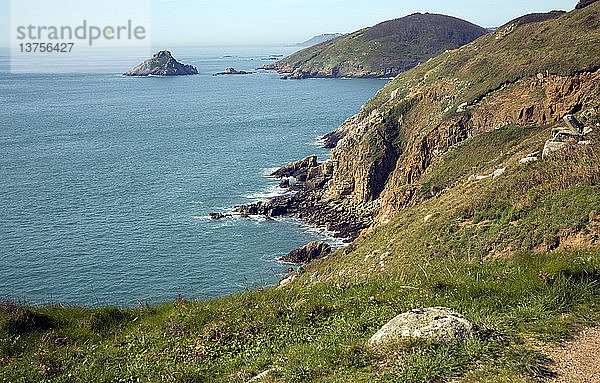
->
[3,6,600,383]
[273,14,486,77]
[2,126,600,382]
[363,4,600,116]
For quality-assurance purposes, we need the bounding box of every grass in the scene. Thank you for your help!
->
[1,249,599,382]
[363,3,600,116]
[272,14,486,78]
[3,128,600,382]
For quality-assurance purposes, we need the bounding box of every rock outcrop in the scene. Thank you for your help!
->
[213,68,253,76]
[238,4,600,242]
[280,241,331,263]
[367,307,474,348]
[542,115,593,159]
[123,51,198,76]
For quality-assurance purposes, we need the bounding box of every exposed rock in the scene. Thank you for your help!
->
[492,167,506,178]
[277,273,297,288]
[520,151,540,164]
[271,155,318,180]
[278,179,290,188]
[280,241,331,263]
[367,307,474,348]
[543,140,568,159]
[576,0,598,9]
[208,212,231,220]
[563,114,586,134]
[123,50,198,76]
[213,68,253,76]
[543,115,591,159]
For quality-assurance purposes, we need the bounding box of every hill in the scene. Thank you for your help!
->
[296,33,345,47]
[3,3,600,382]
[264,13,487,79]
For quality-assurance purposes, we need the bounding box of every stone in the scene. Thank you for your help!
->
[456,102,468,113]
[123,50,198,76]
[208,212,231,220]
[563,115,585,134]
[519,156,538,164]
[492,167,506,178]
[213,67,253,76]
[367,307,474,348]
[542,140,567,159]
[278,179,290,188]
[280,241,331,263]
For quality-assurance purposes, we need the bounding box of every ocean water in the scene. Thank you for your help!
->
[0,46,387,306]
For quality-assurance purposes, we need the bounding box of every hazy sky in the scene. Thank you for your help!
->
[0,0,579,47]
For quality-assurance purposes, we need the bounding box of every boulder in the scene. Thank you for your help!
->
[367,307,474,348]
[542,140,567,159]
[208,212,231,220]
[563,114,585,134]
[280,241,331,263]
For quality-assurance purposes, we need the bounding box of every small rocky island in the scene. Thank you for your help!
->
[213,67,253,76]
[123,50,198,76]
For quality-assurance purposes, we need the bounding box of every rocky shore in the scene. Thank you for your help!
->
[234,155,377,241]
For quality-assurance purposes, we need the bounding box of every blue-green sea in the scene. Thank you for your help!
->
[0,46,386,306]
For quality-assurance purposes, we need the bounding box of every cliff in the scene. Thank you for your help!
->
[242,4,600,240]
[123,50,198,76]
[263,13,487,79]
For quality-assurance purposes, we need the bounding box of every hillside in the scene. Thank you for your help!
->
[264,13,487,79]
[3,3,600,382]
[297,33,345,47]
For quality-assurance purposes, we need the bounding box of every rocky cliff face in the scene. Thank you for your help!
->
[238,4,600,239]
[123,51,198,76]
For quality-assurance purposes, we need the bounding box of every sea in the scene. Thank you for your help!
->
[0,46,387,306]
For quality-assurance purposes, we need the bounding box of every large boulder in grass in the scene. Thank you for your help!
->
[367,307,474,348]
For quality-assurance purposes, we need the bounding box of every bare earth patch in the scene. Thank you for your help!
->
[546,326,600,383]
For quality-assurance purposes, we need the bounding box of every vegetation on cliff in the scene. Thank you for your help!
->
[3,3,600,383]
[264,13,487,79]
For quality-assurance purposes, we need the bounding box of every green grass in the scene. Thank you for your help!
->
[1,249,599,382]
[3,134,600,382]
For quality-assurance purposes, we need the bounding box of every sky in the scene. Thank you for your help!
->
[0,0,580,47]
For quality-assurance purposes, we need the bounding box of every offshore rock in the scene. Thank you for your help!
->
[213,67,253,76]
[123,50,198,76]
